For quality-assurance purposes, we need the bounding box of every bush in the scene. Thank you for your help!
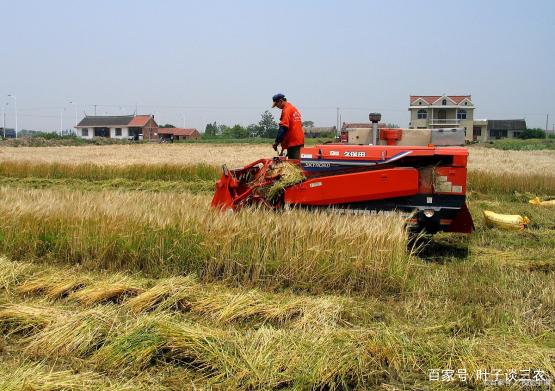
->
[520,128,546,139]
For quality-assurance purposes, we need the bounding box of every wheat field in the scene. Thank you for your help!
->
[0,143,272,167]
[2,143,555,175]
[0,142,554,389]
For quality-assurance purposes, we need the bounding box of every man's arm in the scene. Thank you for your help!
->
[272,125,287,151]
[273,108,290,150]
[275,125,288,144]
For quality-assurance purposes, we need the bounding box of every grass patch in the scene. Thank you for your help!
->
[0,176,216,194]
[484,138,555,151]
[0,161,220,182]
[468,170,555,195]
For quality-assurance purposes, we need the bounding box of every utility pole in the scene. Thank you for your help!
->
[336,107,340,138]
[2,105,5,139]
[69,101,77,126]
[7,94,17,138]
[60,108,65,136]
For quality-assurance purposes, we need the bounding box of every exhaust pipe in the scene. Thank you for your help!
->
[369,113,381,145]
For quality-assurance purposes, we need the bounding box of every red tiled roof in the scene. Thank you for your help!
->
[449,95,471,104]
[410,96,441,104]
[128,115,152,127]
[410,95,471,105]
[158,128,199,136]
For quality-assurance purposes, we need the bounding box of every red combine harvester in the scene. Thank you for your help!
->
[211,129,474,234]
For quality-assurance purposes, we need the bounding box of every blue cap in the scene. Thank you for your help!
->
[272,93,285,107]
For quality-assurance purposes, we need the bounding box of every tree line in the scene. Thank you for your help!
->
[204,111,279,139]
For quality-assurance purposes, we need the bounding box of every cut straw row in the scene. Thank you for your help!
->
[2,257,353,329]
[2,301,552,390]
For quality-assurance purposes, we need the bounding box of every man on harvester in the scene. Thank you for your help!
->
[271,93,305,159]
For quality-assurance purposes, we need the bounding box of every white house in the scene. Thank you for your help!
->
[74,115,158,141]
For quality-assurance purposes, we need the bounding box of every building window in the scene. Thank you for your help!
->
[442,99,447,105]
[418,101,422,105]
[464,102,468,106]
[490,129,508,139]
[115,128,122,136]
[417,109,427,119]
[81,128,89,137]
[457,109,467,120]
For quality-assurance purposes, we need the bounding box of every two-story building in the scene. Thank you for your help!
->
[408,95,474,140]
[75,115,158,141]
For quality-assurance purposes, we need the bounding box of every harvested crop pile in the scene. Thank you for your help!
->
[265,161,305,199]
[17,272,91,299]
[0,304,64,335]
[69,276,144,305]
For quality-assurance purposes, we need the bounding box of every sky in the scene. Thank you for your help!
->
[1,0,554,132]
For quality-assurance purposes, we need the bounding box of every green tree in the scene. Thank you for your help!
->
[302,120,314,128]
[159,124,176,128]
[229,124,249,138]
[258,110,278,138]
[204,122,218,137]
[247,124,263,138]
[218,124,230,137]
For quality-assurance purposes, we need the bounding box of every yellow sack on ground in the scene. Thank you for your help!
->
[529,197,555,206]
[483,210,530,230]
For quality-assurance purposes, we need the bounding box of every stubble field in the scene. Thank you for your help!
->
[0,143,553,390]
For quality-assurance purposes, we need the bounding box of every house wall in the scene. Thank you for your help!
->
[409,105,474,140]
[76,127,132,139]
[187,131,201,140]
[109,127,129,139]
[76,127,94,139]
[143,118,159,141]
[460,116,474,141]
[410,110,428,129]
[488,129,521,139]
[472,120,488,142]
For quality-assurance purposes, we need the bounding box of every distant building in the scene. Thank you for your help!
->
[341,122,387,131]
[75,115,158,141]
[341,122,387,144]
[0,128,16,138]
[409,95,474,140]
[304,126,336,138]
[473,119,527,141]
[157,127,201,141]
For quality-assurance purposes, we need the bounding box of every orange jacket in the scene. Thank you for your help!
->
[279,102,304,149]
